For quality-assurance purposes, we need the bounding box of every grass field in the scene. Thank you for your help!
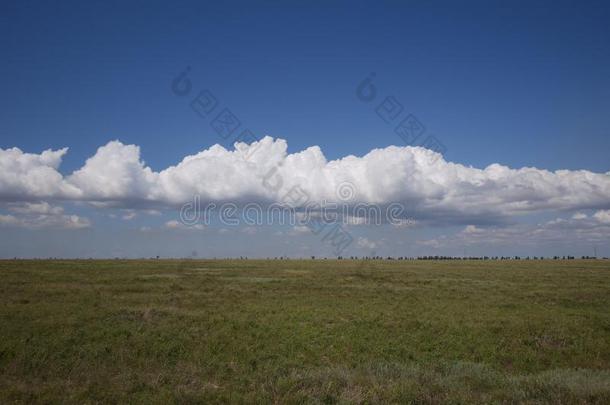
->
[1,259,609,403]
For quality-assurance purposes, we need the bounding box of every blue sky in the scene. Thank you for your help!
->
[1,0,610,258]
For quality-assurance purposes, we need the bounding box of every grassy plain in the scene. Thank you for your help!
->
[0,259,609,403]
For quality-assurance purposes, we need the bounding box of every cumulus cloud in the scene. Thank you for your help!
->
[68,141,157,201]
[0,202,90,229]
[1,137,609,226]
[0,147,80,200]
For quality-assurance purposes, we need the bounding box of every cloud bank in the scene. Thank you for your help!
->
[1,137,610,225]
[419,209,610,248]
[0,202,90,229]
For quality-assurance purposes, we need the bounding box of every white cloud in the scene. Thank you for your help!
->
[0,202,90,229]
[392,218,417,228]
[289,225,310,235]
[357,237,378,249]
[163,220,181,229]
[419,212,610,249]
[67,141,158,201]
[463,224,482,234]
[593,210,610,224]
[8,201,64,215]
[163,220,204,231]
[48,214,91,229]
[0,147,80,199]
[344,215,367,226]
[0,214,21,227]
[1,137,609,227]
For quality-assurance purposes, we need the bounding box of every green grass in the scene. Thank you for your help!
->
[1,259,609,403]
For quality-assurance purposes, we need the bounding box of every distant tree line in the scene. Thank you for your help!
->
[12,255,607,260]
[163,255,607,260]
[334,255,602,260]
